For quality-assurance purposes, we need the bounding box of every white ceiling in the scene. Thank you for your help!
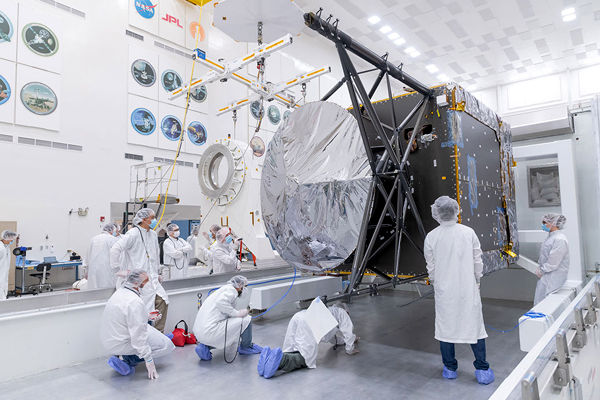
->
[294,0,600,91]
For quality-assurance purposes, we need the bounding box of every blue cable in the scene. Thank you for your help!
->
[252,267,297,319]
[485,311,548,333]
[206,275,298,297]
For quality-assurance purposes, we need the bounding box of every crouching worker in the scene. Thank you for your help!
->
[100,269,175,379]
[193,275,262,361]
[258,302,359,379]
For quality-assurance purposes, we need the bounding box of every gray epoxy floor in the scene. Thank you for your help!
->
[0,290,531,400]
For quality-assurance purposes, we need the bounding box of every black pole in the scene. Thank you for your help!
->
[304,12,433,98]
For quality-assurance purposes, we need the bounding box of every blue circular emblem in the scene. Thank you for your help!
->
[131,108,156,135]
[161,115,182,141]
[0,10,14,43]
[187,121,207,146]
[135,0,156,19]
[0,75,11,106]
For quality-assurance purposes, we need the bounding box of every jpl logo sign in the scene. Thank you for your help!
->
[163,14,183,28]
[135,0,156,19]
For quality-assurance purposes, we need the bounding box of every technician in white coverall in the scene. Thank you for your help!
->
[84,223,119,289]
[209,228,242,274]
[257,302,359,379]
[534,213,570,305]
[100,269,175,379]
[110,208,169,333]
[0,230,18,300]
[193,275,262,361]
[424,196,494,385]
[163,223,193,280]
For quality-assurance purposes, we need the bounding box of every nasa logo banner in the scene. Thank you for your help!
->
[135,0,157,19]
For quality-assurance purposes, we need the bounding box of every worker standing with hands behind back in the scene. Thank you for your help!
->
[163,223,193,279]
[424,196,494,385]
[0,230,18,300]
[110,208,170,333]
[534,213,570,305]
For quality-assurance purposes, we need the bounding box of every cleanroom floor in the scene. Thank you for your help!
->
[0,289,530,400]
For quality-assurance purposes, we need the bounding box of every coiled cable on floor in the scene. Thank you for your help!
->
[485,311,548,333]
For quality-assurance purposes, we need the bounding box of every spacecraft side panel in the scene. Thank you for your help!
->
[457,113,505,252]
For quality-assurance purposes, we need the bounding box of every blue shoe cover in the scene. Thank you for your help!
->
[442,366,457,379]
[108,356,135,376]
[475,368,495,385]
[165,333,174,340]
[195,343,212,361]
[239,343,263,355]
[263,347,283,379]
[257,346,270,376]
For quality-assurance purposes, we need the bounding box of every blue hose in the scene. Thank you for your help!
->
[485,311,548,333]
[252,267,297,319]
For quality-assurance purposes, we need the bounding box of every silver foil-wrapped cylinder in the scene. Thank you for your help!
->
[261,101,372,272]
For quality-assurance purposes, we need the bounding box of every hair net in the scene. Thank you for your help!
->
[228,275,248,289]
[132,208,155,226]
[123,269,148,289]
[329,301,350,314]
[113,223,121,232]
[210,224,221,234]
[216,227,230,243]
[102,223,117,235]
[543,213,567,230]
[191,226,200,235]
[1,230,17,241]
[431,196,460,223]
[167,223,179,233]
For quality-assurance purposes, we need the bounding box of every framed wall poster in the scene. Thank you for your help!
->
[17,4,62,73]
[184,62,209,114]
[15,64,60,130]
[128,45,159,100]
[127,94,159,148]
[158,102,185,151]
[0,0,18,62]
[527,163,561,208]
[0,58,16,123]
[183,109,209,155]
[158,55,187,108]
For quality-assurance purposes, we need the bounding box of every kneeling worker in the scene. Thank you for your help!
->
[258,302,359,379]
[193,275,262,360]
[100,269,175,379]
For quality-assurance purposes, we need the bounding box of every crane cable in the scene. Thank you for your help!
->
[154,5,205,230]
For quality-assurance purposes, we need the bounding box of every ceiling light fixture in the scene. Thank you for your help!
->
[409,51,420,57]
[368,16,381,24]
[404,47,415,54]
[562,7,576,21]
[426,64,439,73]
[388,32,399,40]
[437,74,449,81]
[379,25,392,33]
[393,38,406,46]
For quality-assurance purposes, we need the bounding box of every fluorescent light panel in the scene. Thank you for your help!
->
[562,13,576,21]
[437,74,449,81]
[561,8,575,16]
[368,16,381,24]
[388,32,399,40]
[426,64,439,73]
[393,38,406,46]
[379,25,392,33]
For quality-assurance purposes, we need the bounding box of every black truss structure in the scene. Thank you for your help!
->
[304,10,434,301]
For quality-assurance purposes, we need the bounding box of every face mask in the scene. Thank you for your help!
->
[209,232,214,239]
[237,287,246,297]
[149,219,158,229]
[173,231,180,238]
[225,236,233,244]
[112,232,118,237]
[542,223,551,232]
[9,240,14,245]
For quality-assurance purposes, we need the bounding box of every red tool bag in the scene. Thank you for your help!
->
[171,320,197,347]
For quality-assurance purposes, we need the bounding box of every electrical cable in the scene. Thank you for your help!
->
[153,5,205,230]
[251,267,297,319]
[223,317,244,364]
[485,311,548,333]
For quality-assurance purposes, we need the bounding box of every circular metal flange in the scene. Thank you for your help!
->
[198,139,246,206]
